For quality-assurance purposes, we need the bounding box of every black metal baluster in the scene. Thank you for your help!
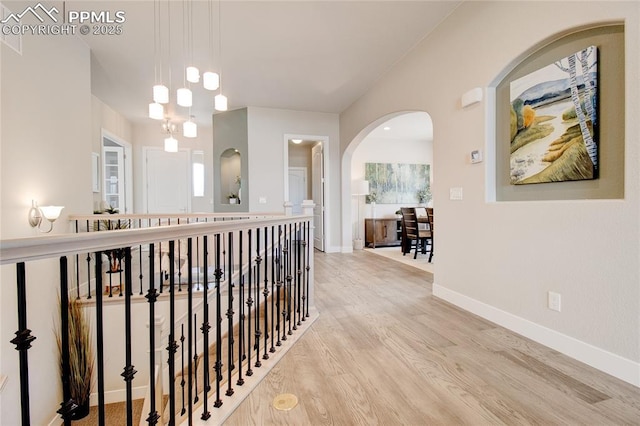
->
[193,313,199,405]
[119,265,124,297]
[167,241,178,425]
[214,234,224,407]
[196,236,201,291]
[254,230,262,368]
[226,232,235,397]
[108,261,114,298]
[145,244,160,425]
[187,238,194,424]
[276,225,283,347]
[281,225,289,342]
[86,252,92,300]
[180,324,186,416]
[237,230,245,387]
[159,239,164,294]
[139,220,144,295]
[178,238,183,292]
[286,224,293,337]
[246,230,253,376]
[95,252,106,425]
[305,220,311,318]
[263,227,270,360]
[122,248,136,426]
[200,236,211,420]
[296,222,302,328]
[57,258,75,425]
[75,221,80,300]
[270,225,276,353]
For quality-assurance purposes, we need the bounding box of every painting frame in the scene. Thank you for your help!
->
[509,46,599,185]
[364,162,430,204]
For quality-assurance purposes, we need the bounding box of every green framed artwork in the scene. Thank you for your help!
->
[364,162,430,204]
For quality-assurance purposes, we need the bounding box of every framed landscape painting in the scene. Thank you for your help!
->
[364,162,430,204]
[509,46,598,185]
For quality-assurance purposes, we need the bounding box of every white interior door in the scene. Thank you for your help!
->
[311,143,325,251]
[145,148,191,214]
[288,167,307,214]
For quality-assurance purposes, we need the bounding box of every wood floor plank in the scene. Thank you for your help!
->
[224,251,640,425]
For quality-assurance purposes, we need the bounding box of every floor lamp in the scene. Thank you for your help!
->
[353,180,369,250]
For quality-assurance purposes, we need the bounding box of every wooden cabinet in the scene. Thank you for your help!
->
[365,218,402,248]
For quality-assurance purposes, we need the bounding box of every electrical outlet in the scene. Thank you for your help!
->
[259,197,267,204]
[548,291,561,312]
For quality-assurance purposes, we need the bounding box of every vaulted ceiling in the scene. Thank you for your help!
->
[73,1,461,128]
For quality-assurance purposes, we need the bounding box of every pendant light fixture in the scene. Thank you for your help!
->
[177,0,193,107]
[149,102,164,120]
[214,0,228,111]
[177,87,192,107]
[163,118,178,152]
[185,0,199,83]
[183,115,197,138]
[164,136,178,152]
[152,0,169,105]
[203,0,219,91]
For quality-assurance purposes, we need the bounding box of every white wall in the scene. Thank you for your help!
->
[1,30,93,424]
[247,107,341,251]
[340,1,640,385]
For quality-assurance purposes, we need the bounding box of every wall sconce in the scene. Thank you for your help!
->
[28,200,64,233]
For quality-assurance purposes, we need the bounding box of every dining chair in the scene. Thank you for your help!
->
[400,207,432,260]
[426,208,434,262]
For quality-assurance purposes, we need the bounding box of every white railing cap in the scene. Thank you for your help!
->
[1,214,312,265]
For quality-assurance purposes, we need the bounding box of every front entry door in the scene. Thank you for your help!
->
[145,148,191,213]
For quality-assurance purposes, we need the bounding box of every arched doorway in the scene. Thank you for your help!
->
[341,111,433,252]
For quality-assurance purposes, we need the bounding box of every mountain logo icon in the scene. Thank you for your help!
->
[1,3,59,24]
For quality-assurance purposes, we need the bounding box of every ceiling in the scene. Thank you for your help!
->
[6,1,461,128]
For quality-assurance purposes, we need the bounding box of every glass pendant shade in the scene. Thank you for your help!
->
[153,84,169,104]
[164,136,178,152]
[203,72,220,90]
[183,120,197,138]
[186,66,200,83]
[214,94,228,111]
[177,88,193,107]
[40,205,64,221]
[148,102,164,120]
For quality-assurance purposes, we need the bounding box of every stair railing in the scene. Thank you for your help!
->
[0,210,314,426]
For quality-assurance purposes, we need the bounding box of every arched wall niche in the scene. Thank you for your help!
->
[220,148,242,204]
[488,23,625,202]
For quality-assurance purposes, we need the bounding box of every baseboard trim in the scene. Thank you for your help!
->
[432,283,640,387]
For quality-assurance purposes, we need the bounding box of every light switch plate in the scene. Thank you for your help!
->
[450,187,463,200]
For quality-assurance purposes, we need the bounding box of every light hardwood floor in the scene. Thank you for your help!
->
[224,250,640,425]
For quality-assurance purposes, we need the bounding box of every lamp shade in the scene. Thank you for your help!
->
[186,66,200,83]
[177,88,193,107]
[148,102,164,120]
[353,180,370,196]
[164,136,178,152]
[203,71,219,90]
[40,205,64,221]
[153,84,169,104]
[214,94,228,111]
[183,120,197,138]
